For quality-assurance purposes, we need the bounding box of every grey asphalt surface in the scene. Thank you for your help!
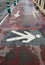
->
[0,0,5,3]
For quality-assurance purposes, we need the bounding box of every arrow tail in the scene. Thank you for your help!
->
[6,36,26,42]
[6,37,16,42]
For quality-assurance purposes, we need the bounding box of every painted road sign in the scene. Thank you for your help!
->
[6,30,41,43]
[1,30,45,47]
[14,11,20,17]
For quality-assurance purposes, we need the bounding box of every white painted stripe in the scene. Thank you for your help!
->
[6,36,26,42]
[0,1,19,25]
[0,14,9,25]
[32,11,36,18]
[0,4,15,25]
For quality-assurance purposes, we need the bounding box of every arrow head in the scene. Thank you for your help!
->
[14,11,20,17]
[22,31,36,43]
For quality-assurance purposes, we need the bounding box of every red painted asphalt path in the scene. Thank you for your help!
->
[0,0,44,30]
[0,0,45,65]
[0,0,43,40]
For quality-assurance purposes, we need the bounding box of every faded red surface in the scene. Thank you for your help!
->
[0,46,45,65]
[0,56,5,65]
[1,46,40,65]
[0,0,45,65]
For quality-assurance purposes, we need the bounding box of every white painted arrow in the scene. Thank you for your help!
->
[14,11,20,17]
[6,30,41,43]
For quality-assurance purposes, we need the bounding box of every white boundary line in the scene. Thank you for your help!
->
[0,4,15,25]
[32,11,36,18]
[0,14,9,25]
[0,1,21,25]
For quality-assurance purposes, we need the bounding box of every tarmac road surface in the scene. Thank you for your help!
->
[0,0,45,65]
